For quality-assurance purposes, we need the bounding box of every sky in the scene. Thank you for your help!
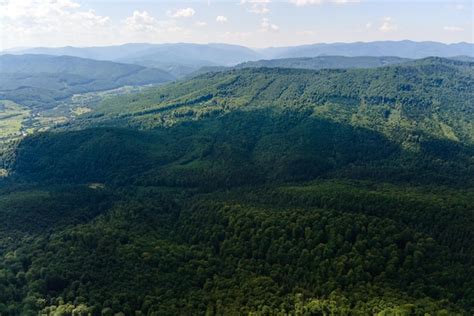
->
[0,0,472,50]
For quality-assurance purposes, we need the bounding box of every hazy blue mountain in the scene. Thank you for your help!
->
[6,43,263,78]
[0,54,175,109]
[260,40,474,59]
[5,41,473,77]
[3,43,158,61]
[116,43,264,77]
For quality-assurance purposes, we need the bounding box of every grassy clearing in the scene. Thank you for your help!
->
[0,100,30,138]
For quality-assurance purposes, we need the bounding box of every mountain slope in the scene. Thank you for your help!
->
[8,58,473,189]
[83,57,474,145]
[0,54,175,110]
[117,43,263,77]
[235,56,410,70]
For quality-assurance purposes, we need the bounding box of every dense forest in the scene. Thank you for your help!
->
[0,57,473,315]
[234,56,410,70]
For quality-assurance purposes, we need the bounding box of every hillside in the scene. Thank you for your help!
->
[80,57,474,145]
[0,57,473,315]
[189,56,411,77]
[40,57,471,188]
[235,56,410,70]
[0,54,175,110]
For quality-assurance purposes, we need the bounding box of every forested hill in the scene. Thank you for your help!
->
[235,56,410,70]
[80,57,474,145]
[10,57,473,188]
[0,54,175,110]
[0,56,473,315]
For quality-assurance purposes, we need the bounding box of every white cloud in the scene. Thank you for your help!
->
[216,15,228,23]
[124,11,180,34]
[0,0,79,19]
[0,0,111,49]
[167,7,195,18]
[195,21,207,27]
[125,11,157,32]
[260,17,279,32]
[454,4,464,10]
[290,0,359,6]
[379,17,397,32]
[365,22,372,29]
[241,0,271,14]
[443,26,464,32]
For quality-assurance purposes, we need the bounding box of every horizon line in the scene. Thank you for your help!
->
[2,39,473,52]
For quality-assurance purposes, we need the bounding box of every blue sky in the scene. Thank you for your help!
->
[0,0,472,50]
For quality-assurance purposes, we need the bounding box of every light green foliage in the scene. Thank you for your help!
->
[84,58,474,146]
[0,100,29,138]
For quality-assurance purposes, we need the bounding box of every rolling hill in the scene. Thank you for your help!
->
[0,54,175,110]
[78,57,474,146]
[4,43,263,78]
[235,56,410,70]
[0,57,473,315]
[190,56,412,76]
[116,43,263,77]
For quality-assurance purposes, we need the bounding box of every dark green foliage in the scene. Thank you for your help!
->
[81,57,474,145]
[13,104,473,188]
[0,185,472,315]
[235,56,410,70]
[0,58,473,315]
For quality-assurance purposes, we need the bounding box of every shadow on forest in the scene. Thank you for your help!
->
[9,108,474,188]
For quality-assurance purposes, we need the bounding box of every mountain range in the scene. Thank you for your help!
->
[4,40,473,77]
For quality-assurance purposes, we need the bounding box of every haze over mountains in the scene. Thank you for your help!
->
[4,40,473,77]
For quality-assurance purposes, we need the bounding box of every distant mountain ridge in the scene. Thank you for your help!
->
[259,40,474,59]
[4,41,473,78]
[3,43,262,78]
